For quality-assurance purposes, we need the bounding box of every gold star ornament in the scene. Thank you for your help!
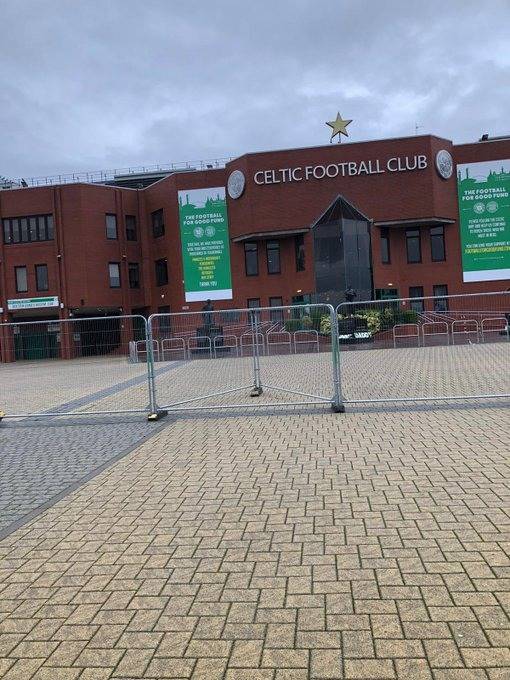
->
[326,113,352,142]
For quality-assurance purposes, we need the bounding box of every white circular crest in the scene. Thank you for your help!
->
[227,170,246,199]
[435,149,453,180]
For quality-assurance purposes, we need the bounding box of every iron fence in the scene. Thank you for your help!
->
[0,315,151,418]
[1,294,508,422]
[147,304,342,413]
[335,291,510,404]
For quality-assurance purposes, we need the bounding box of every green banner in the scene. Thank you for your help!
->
[457,159,510,282]
[178,187,233,302]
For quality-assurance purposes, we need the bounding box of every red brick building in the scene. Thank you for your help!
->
[1,133,509,327]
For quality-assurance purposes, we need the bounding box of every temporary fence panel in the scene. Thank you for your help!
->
[393,323,420,348]
[335,291,510,404]
[422,321,449,346]
[0,315,151,419]
[148,304,341,413]
[481,317,509,343]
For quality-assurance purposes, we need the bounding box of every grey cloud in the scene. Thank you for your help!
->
[0,0,508,179]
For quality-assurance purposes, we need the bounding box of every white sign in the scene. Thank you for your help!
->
[7,296,59,311]
[254,155,428,185]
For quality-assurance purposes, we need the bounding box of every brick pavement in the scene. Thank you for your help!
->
[0,403,509,678]
[0,416,167,537]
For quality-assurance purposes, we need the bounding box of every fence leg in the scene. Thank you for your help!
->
[250,311,263,397]
[146,318,168,421]
[330,305,345,413]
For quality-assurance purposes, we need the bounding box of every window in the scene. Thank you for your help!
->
[108,262,121,288]
[409,286,424,312]
[106,214,118,239]
[430,226,446,261]
[380,227,391,264]
[247,298,260,308]
[155,258,168,286]
[35,264,49,291]
[158,306,171,334]
[433,284,449,311]
[128,262,140,289]
[266,240,281,274]
[375,288,399,300]
[406,228,421,263]
[126,215,137,241]
[3,214,54,244]
[152,209,165,238]
[244,242,258,276]
[269,296,284,322]
[295,234,305,271]
[15,266,28,292]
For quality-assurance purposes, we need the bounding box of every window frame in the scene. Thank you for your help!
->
[266,240,281,275]
[3,214,54,244]
[433,284,449,311]
[105,213,118,240]
[152,209,165,238]
[269,296,284,322]
[294,234,305,272]
[247,298,261,308]
[244,242,259,276]
[15,266,28,293]
[380,227,391,264]
[128,262,140,289]
[409,285,424,313]
[125,215,137,241]
[155,258,168,286]
[35,264,49,292]
[406,228,422,264]
[430,225,446,262]
[108,262,121,288]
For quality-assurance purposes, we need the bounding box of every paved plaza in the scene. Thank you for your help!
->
[0,397,509,679]
[0,342,509,678]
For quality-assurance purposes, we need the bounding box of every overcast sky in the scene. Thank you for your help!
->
[1,0,509,180]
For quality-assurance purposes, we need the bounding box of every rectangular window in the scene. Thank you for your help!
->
[125,215,137,241]
[108,262,121,288]
[155,258,168,286]
[152,209,165,238]
[380,227,390,264]
[406,228,421,263]
[128,262,140,289]
[35,264,49,291]
[409,285,424,313]
[269,296,284,322]
[15,266,28,292]
[158,306,171,334]
[244,242,258,276]
[295,234,305,271]
[29,217,38,242]
[430,226,446,261]
[375,288,399,300]
[3,219,10,244]
[45,215,54,240]
[20,218,28,242]
[106,214,118,240]
[247,298,260,308]
[266,240,281,274]
[433,284,449,311]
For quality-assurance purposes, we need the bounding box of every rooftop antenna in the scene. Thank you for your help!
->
[415,123,422,135]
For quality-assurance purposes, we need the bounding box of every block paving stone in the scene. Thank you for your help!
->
[0,403,509,679]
